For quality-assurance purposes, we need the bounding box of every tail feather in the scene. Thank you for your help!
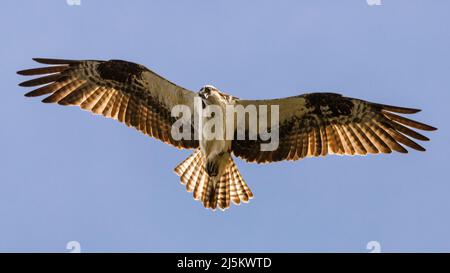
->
[213,174,229,210]
[229,170,241,205]
[193,173,208,200]
[180,151,201,186]
[174,151,197,176]
[186,155,203,192]
[174,149,253,211]
[230,162,253,202]
[202,176,215,208]
[225,172,231,208]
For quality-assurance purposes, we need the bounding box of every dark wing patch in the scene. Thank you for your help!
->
[303,92,354,117]
[18,58,198,150]
[97,60,147,83]
[232,93,436,163]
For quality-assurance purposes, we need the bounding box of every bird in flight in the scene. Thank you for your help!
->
[18,58,437,211]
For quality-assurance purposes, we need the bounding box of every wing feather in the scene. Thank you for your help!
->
[24,78,71,97]
[345,125,367,155]
[17,65,68,76]
[42,80,86,103]
[19,74,63,87]
[382,111,436,131]
[351,123,378,154]
[232,93,436,163]
[18,58,198,149]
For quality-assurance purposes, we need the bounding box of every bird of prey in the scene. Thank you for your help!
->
[17,58,437,211]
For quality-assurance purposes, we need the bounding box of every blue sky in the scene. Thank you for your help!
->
[0,0,449,252]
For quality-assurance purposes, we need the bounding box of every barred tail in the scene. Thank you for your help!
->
[174,149,253,211]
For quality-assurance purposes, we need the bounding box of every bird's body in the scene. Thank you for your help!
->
[187,86,246,207]
[199,86,233,176]
[18,58,437,211]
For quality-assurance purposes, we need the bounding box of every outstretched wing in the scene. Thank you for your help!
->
[232,92,436,163]
[18,58,198,149]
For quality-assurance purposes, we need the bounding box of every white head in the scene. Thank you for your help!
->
[198,85,233,106]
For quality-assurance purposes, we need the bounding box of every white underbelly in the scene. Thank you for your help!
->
[200,138,230,159]
[198,109,231,160]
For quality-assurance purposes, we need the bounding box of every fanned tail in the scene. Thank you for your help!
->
[174,149,253,211]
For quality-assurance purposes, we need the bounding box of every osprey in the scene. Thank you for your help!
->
[18,58,437,211]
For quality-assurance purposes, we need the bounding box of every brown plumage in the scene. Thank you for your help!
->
[232,93,436,163]
[18,58,437,211]
[17,58,198,149]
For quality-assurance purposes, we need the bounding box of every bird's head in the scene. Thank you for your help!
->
[198,85,233,107]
